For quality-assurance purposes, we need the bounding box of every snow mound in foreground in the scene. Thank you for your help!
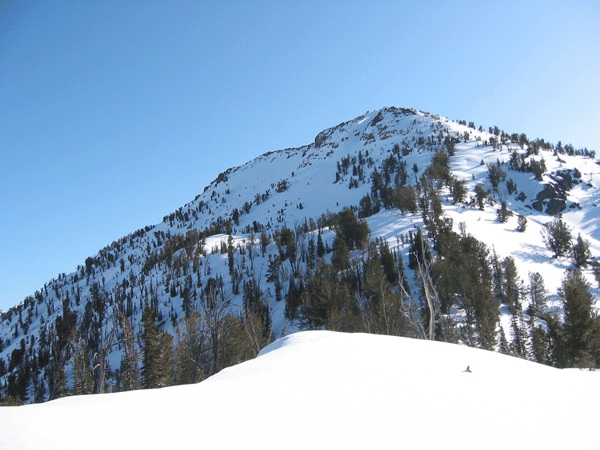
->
[1,331,599,449]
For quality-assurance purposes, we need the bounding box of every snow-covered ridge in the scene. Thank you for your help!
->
[1,331,598,449]
[163,107,469,234]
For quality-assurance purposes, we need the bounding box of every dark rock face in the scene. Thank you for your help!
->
[545,198,567,215]
[532,169,580,215]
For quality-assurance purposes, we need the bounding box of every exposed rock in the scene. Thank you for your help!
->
[548,170,575,191]
[532,169,579,215]
[546,198,567,216]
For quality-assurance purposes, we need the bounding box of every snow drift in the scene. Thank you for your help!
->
[0,331,598,449]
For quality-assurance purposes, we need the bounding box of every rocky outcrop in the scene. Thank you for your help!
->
[531,169,581,215]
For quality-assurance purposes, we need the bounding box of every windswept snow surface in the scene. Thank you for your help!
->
[1,331,598,449]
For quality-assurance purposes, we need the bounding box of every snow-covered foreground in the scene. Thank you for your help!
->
[1,331,598,449]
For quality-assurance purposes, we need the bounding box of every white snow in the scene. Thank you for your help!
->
[1,330,598,449]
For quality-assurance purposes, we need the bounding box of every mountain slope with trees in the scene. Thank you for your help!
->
[1,106,599,404]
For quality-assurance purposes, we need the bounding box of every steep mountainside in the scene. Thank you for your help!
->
[1,106,599,403]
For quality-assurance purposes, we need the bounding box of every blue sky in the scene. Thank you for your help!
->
[1,1,599,311]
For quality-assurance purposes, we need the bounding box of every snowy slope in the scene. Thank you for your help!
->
[0,331,598,450]
[1,106,599,403]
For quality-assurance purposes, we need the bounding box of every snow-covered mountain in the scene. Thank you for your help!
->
[1,330,598,449]
[1,106,599,404]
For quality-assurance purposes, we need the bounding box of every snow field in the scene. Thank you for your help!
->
[1,331,598,449]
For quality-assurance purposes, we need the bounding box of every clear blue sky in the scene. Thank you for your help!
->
[1,1,599,311]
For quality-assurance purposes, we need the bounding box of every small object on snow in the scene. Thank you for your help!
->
[464,365,471,373]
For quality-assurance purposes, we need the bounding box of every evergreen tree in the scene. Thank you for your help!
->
[490,249,504,302]
[47,327,68,401]
[502,257,520,309]
[516,214,527,232]
[497,326,510,355]
[529,317,550,365]
[572,233,591,268]
[331,234,350,271]
[544,313,568,368]
[316,230,325,258]
[266,255,282,301]
[559,269,597,367]
[379,241,398,284]
[141,306,174,388]
[408,227,430,270]
[591,261,600,288]
[359,194,373,218]
[509,306,527,358]
[118,311,141,391]
[361,254,409,337]
[450,177,467,203]
[496,200,513,223]
[174,311,205,384]
[222,313,271,369]
[336,208,369,250]
[527,271,547,316]
[433,230,498,349]
[474,184,489,210]
[530,158,546,180]
[72,334,93,396]
[541,217,572,258]
[487,163,506,191]
[260,227,270,257]
[390,186,417,214]
[285,276,302,320]
[201,277,231,376]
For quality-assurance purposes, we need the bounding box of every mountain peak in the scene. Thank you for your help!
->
[1,106,599,406]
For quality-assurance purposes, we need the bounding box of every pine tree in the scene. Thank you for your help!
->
[502,257,520,309]
[141,306,174,388]
[316,230,325,258]
[529,317,550,365]
[379,241,398,284]
[331,234,350,271]
[260,228,270,256]
[572,233,591,268]
[118,312,141,391]
[361,255,408,337]
[528,271,547,316]
[474,184,489,210]
[174,311,205,385]
[541,217,572,258]
[509,306,527,358]
[408,227,430,270]
[487,163,506,191]
[591,261,600,288]
[559,269,596,367]
[497,326,510,355]
[390,186,417,214]
[496,200,513,223]
[285,276,301,320]
[450,177,467,203]
[72,334,94,396]
[516,214,527,232]
[336,208,369,250]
